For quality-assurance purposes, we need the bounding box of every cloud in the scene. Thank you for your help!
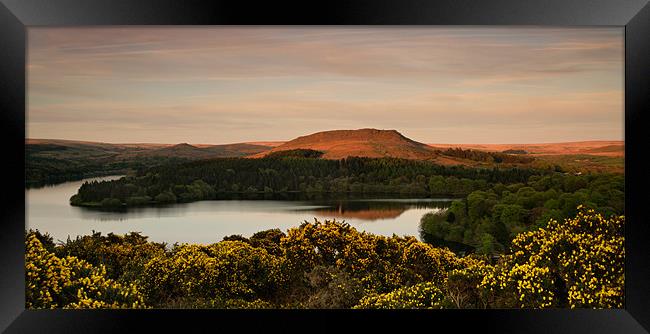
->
[27,27,623,143]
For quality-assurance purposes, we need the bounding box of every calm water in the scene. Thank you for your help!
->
[26,176,452,245]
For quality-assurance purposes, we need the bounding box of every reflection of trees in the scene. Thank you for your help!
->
[312,208,406,220]
[307,200,451,221]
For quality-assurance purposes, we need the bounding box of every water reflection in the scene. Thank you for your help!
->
[299,200,451,221]
[75,198,451,223]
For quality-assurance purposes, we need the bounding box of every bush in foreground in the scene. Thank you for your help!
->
[25,234,146,309]
[480,206,624,308]
[354,282,445,309]
[25,207,624,309]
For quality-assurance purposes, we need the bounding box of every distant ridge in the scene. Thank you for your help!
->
[427,140,624,157]
[251,128,438,160]
[27,139,273,160]
[123,142,273,159]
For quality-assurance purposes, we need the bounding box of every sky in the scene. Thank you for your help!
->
[27,27,624,144]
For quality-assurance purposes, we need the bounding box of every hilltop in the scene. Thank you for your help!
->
[252,128,438,160]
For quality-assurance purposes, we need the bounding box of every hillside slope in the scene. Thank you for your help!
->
[252,129,438,160]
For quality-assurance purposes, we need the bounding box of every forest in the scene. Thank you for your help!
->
[420,172,624,254]
[437,147,534,164]
[26,152,191,189]
[70,156,545,207]
[25,206,624,309]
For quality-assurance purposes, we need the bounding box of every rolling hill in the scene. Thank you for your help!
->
[26,139,273,187]
[251,128,439,160]
[118,142,271,159]
[27,139,273,161]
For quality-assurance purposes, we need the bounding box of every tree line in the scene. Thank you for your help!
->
[437,147,534,164]
[70,156,547,208]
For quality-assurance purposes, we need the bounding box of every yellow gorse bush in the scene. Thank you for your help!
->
[25,234,146,309]
[480,206,624,308]
[354,281,445,309]
[281,219,461,293]
[139,240,284,306]
[25,208,624,309]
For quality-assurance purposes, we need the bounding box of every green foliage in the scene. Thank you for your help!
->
[100,198,122,208]
[266,149,324,159]
[125,196,152,206]
[154,191,177,204]
[438,147,534,164]
[69,194,83,206]
[421,173,624,253]
[71,156,545,207]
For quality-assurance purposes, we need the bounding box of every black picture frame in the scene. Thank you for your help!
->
[1,0,648,333]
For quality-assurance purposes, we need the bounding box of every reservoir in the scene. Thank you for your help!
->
[26,176,452,245]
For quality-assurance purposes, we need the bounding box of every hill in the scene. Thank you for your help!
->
[26,139,272,187]
[120,142,271,159]
[252,129,438,160]
[27,139,272,161]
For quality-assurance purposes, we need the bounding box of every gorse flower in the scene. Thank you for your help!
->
[25,234,146,309]
[25,207,624,309]
[480,206,624,308]
[354,282,445,309]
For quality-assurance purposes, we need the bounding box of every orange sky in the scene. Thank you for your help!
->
[27,27,624,144]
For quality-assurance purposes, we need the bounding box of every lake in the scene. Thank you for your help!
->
[26,176,453,245]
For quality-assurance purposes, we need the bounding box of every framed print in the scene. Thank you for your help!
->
[1,0,649,332]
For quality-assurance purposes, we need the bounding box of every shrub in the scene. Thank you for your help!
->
[303,265,364,308]
[25,233,146,309]
[155,191,177,204]
[100,198,122,208]
[55,232,166,282]
[354,282,445,309]
[126,196,152,206]
[25,208,624,310]
[480,206,624,308]
[140,241,284,306]
[444,256,491,308]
